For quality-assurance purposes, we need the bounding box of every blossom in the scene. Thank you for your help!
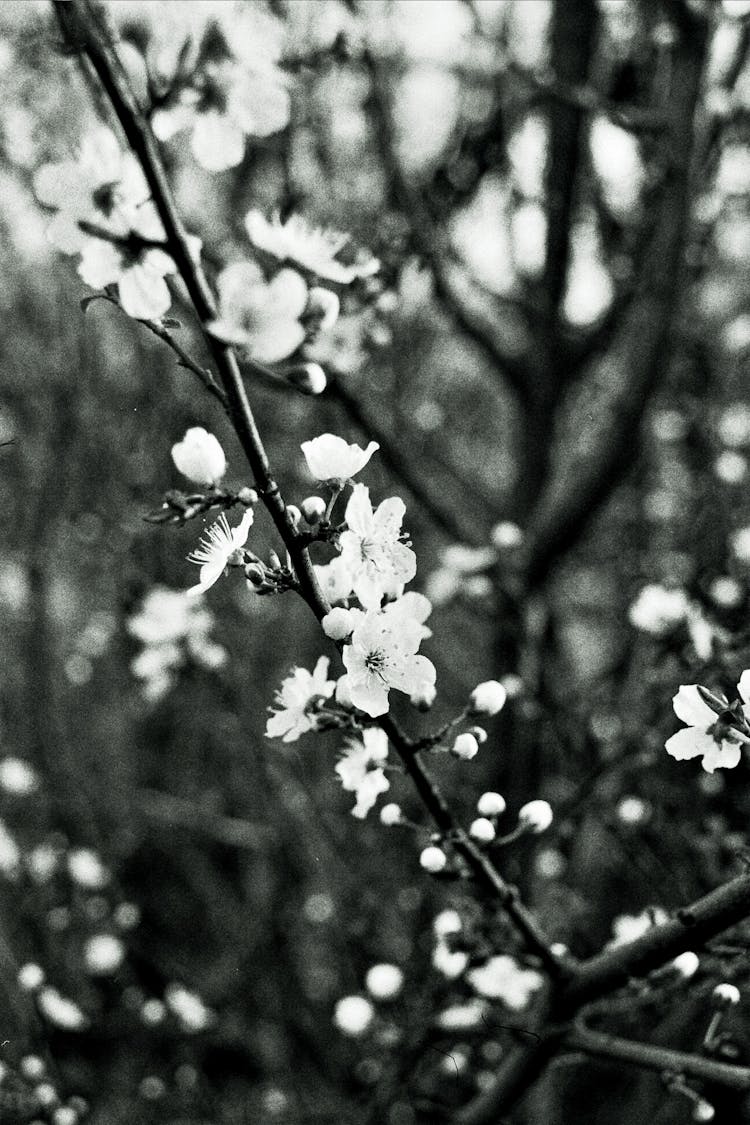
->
[335,727,390,818]
[186,508,254,596]
[245,209,379,284]
[84,934,125,976]
[301,433,379,484]
[33,125,149,255]
[208,261,307,363]
[338,484,417,609]
[0,757,38,795]
[628,584,690,635]
[336,610,436,717]
[265,657,335,742]
[333,995,374,1037]
[314,557,354,604]
[152,57,289,172]
[365,963,404,1000]
[665,681,750,772]
[467,955,544,1010]
[77,217,180,319]
[67,848,109,889]
[171,427,226,486]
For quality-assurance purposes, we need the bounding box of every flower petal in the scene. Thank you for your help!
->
[665,727,714,762]
[701,738,743,773]
[672,685,716,728]
[191,111,245,172]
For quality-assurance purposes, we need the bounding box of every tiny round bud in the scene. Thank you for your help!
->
[433,909,462,936]
[53,1109,78,1125]
[333,995,374,1037]
[469,726,488,744]
[365,963,404,1000]
[236,486,258,506]
[420,845,448,874]
[491,521,523,550]
[84,933,125,976]
[322,607,356,641]
[672,951,700,979]
[286,505,302,527]
[21,1056,46,1081]
[469,817,496,844]
[410,682,437,710]
[34,1082,57,1107]
[713,982,741,1007]
[469,681,508,716]
[380,803,403,826]
[693,1100,715,1123]
[518,800,554,834]
[452,733,480,761]
[285,362,327,396]
[550,942,569,958]
[477,792,506,818]
[18,963,45,991]
[301,496,327,524]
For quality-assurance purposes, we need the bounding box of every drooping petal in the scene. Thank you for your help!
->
[672,685,717,728]
[665,727,715,762]
[345,483,374,537]
[701,738,743,773]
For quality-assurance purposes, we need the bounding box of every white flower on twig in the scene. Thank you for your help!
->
[208,261,308,363]
[265,657,335,743]
[246,209,379,284]
[338,484,416,610]
[336,610,435,718]
[171,427,226,486]
[665,680,750,773]
[186,509,254,596]
[335,727,390,818]
[301,433,379,485]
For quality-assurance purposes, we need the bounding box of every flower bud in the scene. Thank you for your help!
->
[470,726,487,744]
[306,287,340,331]
[365,963,404,1001]
[712,982,741,1007]
[693,1101,715,1123]
[245,563,265,586]
[420,845,447,874]
[477,791,506,818]
[452,733,479,760]
[284,362,327,395]
[301,496,327,524]
[410,682,437,710]
[380,803,402,826]
[237,486,258,506]
[491,521,523,550]
[286,505,302,527]
[433,909,462,937]
[518,800,553,834]
[469,681,507,716]
[333,994,374,1037]
[53,1108,79,1125]
[18,963,45,991]
[171,427,226,486]
[322,607,356,640]
[672,951,699,979]
[469,817,496,844]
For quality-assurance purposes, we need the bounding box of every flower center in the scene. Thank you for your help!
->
[365,649,388,682]
[92,182,118,216]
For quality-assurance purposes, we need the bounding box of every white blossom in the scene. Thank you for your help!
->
[336,610,436,718]
[338,484,416,609]
[335,727,390,819]
[379,802,403,826]
[171,427,226,486]
[490,521,523,550]
[665,681,750,773]
[467,955,544,1009]
[333,994,374,1037]
[628,584,690,635]
[84,934,125,976]
[265,657,335,742]
[18,963,45,991]
[165,984,213,1031]
[0,756,39,795]
[208,261,308,363]
[245,209,379,284]
[713,982,741,1006]
[301,433,379,484]
[186,509,254,596]
[437,999,488,1031]
[365,963,404,1000]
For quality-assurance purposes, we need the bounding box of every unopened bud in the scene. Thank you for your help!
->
[452,733,479,760]
[518,800,553,834]
[322,607,356,640]
[380,803,402,826]
[469,817,496,844]
[284,362,327,396]
[712,983,741,1007]
[491,521,523,550]
[236,487,258,506]
[693,1100,715,1123]
[420,845,447,874]
[245,563,265,586]
[469,726,487,744]
[301,496,327,524]
[268,550,282,571]
[171,427,226,486]
[18,963,45,991]
[672,951,700,979]
[286,505,302,527]
[469,681,507,716]
[477,792,506,818]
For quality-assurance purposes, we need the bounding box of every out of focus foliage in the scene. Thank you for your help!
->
[1,1,750,1123]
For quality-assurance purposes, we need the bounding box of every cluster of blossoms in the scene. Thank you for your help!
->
[628,583,715,658]
[425,521,524,608]
[127,584,227,701]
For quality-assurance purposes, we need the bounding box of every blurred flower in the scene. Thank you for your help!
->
[467,955,544,1009]
[335,727,390,818]
[314,557,354,603]
[617,796,651,825]
[665,681,749,772]
[84,934,125,976]
[301,433,379,484]
[333,994,374,1036]
[186,509,254,596]
[470,680,508,716]
[379,803,403,826]
[0,756,39,795]
[709,576,743,608]
[469,817,496,843]
[67,848,110,889]
[165,984,212,1031]
[628,584,689,636]
[245,210,379,284]
[365,963,404,1000]
[77,225,179,320]
[171,427,226,486]
[18,963,45,991]
[731,526,750,563]
[609,907,669,947]
[0,820,21,878]
[338,484,416,609]
[336,609,436,717]
[714,450,748,484]
[717,402,750,447]
[37,987,88,1031]
[433,909,462,937]
[421,845,448,875]
[208,261,308,363]
[437,999,488,1031]
[452,733,480,761]
[491,521,523,550]
[266,656,335,742]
